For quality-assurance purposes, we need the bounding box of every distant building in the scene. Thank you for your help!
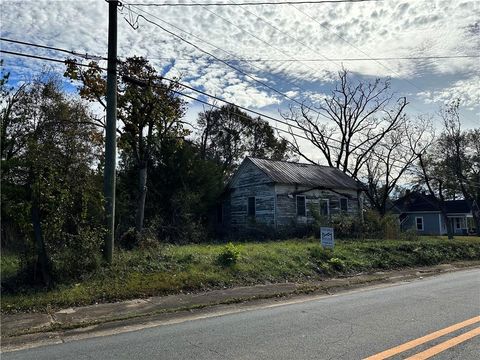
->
[216,157,363,237]
[393,192,474,235]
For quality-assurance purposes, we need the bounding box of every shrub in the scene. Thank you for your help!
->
[330,214,362,239]
[402,228,419,241]
[308,246,333,262]
[51,226,103,281]
[363,210,400,239]
[217,242,241,267]
[118,228,140,249]
[328,257,346,271]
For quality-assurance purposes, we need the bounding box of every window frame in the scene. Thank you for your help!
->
[319,198,330,216]
[340,198,348,212]
[247,196,256,217]
[415,216,424,231]
[296,195,306,217]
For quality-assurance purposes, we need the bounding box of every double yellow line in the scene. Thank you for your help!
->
[364,315,480,360]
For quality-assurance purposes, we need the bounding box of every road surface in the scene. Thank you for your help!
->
[3,268,480,359]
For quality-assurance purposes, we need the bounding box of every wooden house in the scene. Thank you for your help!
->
[216,157,364,237]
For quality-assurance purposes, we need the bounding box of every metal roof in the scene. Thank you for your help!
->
[247,157,360,190]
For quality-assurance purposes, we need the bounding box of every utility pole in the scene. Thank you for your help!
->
[104,0,118,263]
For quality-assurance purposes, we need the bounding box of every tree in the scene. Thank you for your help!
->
[282,69,408,179]
[65,57,187,234]
[115,138,224,246]
[281,69,417,215]
[1,73,104,285]
[197,104,290,176]
[364,118,432,215]
[435,100,479,235]
[412,100,480,238]
[414,141,455,239]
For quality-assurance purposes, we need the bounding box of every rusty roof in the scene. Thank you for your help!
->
[247,157,360,190]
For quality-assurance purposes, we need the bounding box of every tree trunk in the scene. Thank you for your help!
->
[472,204,480,236]
[442,212,454,240]
[31,193,52,288]
[135,164,148,234]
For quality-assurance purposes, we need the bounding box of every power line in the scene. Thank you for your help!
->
[119,6,437,172]
[0,50,106,69]
[4,38,475,62]
[149,54,480,62]
[289,4,428,97]
[4,47,429,175]
[128,0,382,7]
[219,0,445,125]
[189,0,325,83]
[0,37,107,61]
[121,4,324,112]
[125,5,329,118]
[131,75,423,175]
[3,47,305,137]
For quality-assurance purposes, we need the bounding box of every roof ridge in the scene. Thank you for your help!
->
[247,156,331,168]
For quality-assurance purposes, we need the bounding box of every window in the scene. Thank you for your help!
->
[454,217,465,229]
[247,197,256,217]
[319,199,329,216]
[216,203,223,224]
[297,195,306,217]
[340,198,348,212]
[416,217,424,231]
[329,199,339,212]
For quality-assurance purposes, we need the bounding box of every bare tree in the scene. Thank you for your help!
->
[410,100,480,239]
[438,100,480,235]
[365,118,432,215]
[281,69,415,214]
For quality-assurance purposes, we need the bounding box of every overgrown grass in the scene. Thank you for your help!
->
[2,236,479,313]
[1,252,21,281]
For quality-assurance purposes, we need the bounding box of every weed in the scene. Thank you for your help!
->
[1,236,479,313]
[217,242,241,267]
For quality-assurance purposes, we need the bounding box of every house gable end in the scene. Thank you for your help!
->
[229,158,273,189]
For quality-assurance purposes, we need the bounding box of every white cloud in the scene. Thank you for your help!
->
[1,0,478,118]
[418,75,480,110]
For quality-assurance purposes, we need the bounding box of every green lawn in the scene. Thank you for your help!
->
[1,236,479,313]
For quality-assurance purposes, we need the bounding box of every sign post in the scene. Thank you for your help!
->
[320,227,334,249]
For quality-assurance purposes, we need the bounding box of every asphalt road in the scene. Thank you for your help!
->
[4,269,480,360]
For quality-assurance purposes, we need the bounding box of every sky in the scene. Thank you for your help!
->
[1,0,479,157]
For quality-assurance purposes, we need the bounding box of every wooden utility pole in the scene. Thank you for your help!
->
[104,0,118,263]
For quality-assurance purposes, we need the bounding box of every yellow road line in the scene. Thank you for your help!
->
[363,315,480,360]
[404,326,480,360]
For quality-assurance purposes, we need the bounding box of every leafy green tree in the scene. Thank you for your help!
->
[65,56,187,234]
[116,138,224,245]
[197,104,290,176]
[1,73,104,285]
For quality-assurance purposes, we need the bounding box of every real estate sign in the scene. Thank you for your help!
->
[320,227,334,249]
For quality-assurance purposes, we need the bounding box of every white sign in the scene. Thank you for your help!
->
[320,227,334,249]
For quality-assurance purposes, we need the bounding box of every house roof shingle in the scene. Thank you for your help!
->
[247,157,360,190]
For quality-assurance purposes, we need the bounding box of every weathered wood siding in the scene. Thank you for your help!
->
[229,160,275,232]
[275,185,360,229]
[219,160,363,237]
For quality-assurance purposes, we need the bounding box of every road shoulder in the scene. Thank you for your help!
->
[2,261,479,352]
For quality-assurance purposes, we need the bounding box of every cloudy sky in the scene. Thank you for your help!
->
[1,0,479,138]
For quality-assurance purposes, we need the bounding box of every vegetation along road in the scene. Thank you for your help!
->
[3,268,479,359]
